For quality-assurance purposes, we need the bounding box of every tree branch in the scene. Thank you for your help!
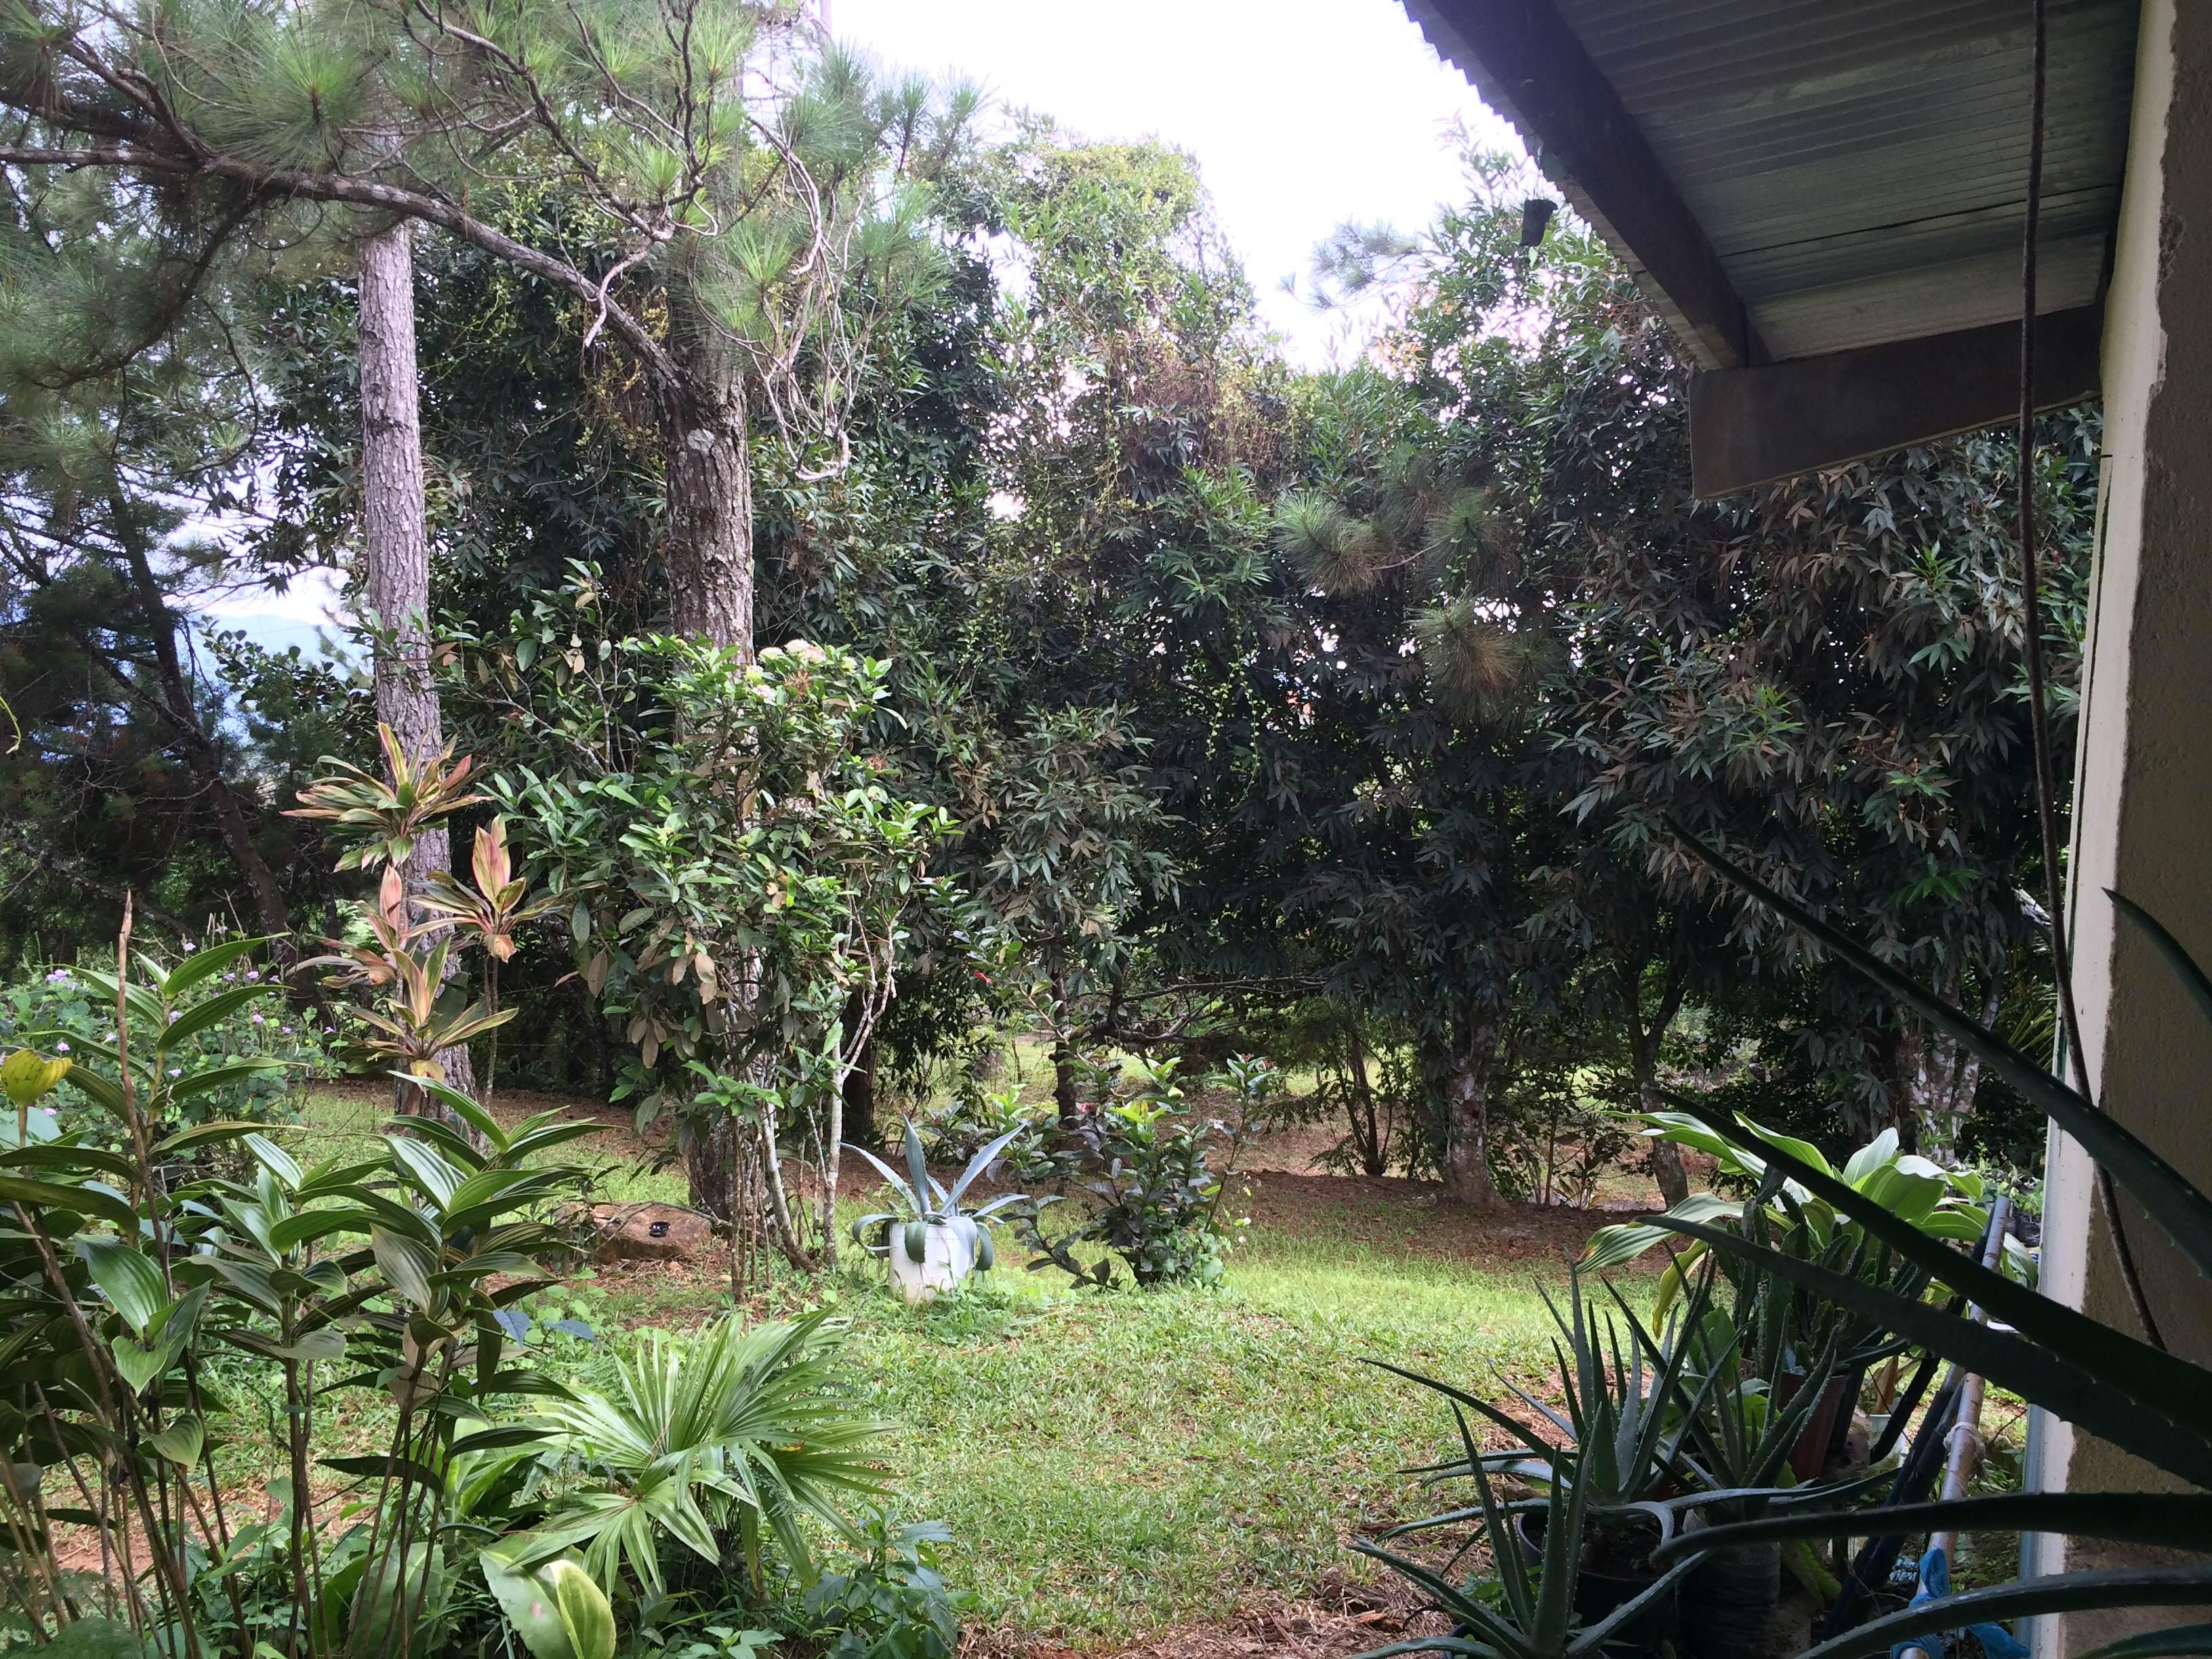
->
[0,143,682,392]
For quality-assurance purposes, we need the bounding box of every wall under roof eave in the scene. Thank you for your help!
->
[2035,0,2212,1647]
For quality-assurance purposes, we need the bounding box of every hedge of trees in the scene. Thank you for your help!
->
[0,12,2089,1202]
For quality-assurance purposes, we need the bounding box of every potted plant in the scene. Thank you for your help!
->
[847,1121,1033,1303]
[1378,1272,1709,1654]
[1355,1381,1699,1659]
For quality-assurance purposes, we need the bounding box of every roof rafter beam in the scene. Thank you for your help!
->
[1404,0,1766,369]
[1687,304,2103,498]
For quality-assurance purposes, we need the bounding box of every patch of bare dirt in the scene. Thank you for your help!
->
[1232,1166,1664,1269]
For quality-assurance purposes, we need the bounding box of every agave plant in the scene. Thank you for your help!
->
[846,1120,1033,1304]
[1636,836,2212,1658]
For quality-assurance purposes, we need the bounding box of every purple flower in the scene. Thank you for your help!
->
[279,1026,293,1036]
[54,1040,69,1052]
[45,968,70,983]
[167,1010,181,1023]
[167,1067,182,1078]
[245,970,260,982]
[222,973,236,983]
[182,941,197,953]
[323,1027,335,1036]
[249,1013,265,1025]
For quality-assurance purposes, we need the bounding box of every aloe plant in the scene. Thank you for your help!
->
[1637,835,2212,1657]
[846,1120,1034,1302]
[1354,1375,1702,1659]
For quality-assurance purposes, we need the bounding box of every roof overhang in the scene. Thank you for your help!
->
[1402,0,2137,496]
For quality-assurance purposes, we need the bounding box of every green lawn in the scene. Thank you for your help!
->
[278,1087,1578,1650]
[817,1235,1568,1644]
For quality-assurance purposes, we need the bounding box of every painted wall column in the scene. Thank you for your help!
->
[2034,0,2212,1649]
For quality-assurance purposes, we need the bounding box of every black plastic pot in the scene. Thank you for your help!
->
[1679,1513,1780,1658]
[1513,1511,1672,1656]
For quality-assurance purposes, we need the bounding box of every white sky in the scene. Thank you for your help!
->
[212,0,1520,630]
[833,0,1523,366]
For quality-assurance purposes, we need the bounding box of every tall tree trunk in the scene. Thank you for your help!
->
[655,338,756,1214]
[1641,1080,1691,1206]
[1049,957,1082,1126]
[687,1118,737,1229]
[1344,1010,1387,1178]
[357,218,477,1109]
[1440,1010,1504,1208]
[1627,1001,1690,1205]
[657,348,754,651]
[843,1025,879,1151]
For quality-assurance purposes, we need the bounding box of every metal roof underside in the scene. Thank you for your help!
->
[1404,0,2139,369]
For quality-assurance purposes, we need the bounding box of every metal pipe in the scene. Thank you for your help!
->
[1900,1193,2013,1659]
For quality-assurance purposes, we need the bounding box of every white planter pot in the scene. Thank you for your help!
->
[887,1216,979,1305]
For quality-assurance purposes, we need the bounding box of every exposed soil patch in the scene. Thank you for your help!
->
[1234,1167,1666,1269]
[973,1573,1450,1658]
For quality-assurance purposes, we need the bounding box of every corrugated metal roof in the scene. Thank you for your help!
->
[1406,0,2139,365]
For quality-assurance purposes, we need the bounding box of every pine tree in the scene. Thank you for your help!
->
[0,0,970,655]
[0,168,298,947]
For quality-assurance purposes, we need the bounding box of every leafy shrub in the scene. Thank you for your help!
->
[1015,1059,1240,1288]
[0,940,334,1141]
[917,1082,1048,1168]
[796,1517,969,1659]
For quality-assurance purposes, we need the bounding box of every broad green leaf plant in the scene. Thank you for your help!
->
[1630,840,2212,1659]
[0,914,611,1659]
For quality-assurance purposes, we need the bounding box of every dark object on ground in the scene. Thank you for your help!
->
[590,1202,710,1263]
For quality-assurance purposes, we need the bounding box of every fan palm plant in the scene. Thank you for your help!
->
[520,1314,888,1601]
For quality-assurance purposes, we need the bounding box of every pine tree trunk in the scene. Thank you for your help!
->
[357,218,477,1109]
[657,347,754,652]
[1440,1011,1504,1208]
[654,337,756,1214]
[588,329,760,1229]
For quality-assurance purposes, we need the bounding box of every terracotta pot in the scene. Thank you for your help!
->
[1778,1370,1853,1482]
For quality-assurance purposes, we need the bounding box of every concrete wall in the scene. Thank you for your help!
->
[2035,0,2212,1647]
